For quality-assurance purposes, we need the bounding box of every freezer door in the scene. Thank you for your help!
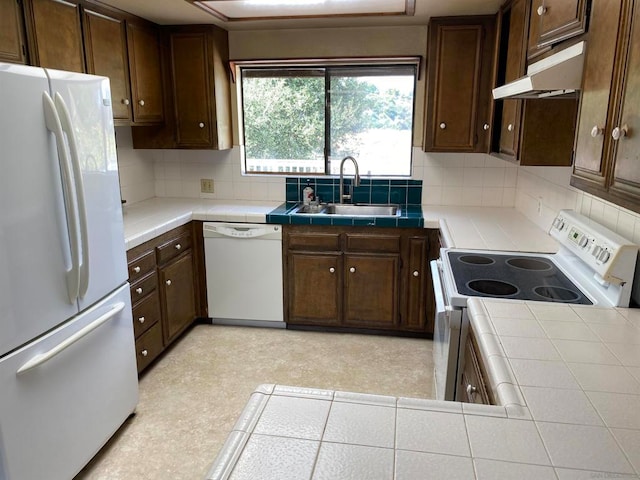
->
[0,284,138,480]
[0,63,80,356]
[46,69,128,311]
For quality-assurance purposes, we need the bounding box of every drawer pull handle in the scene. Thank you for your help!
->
[133,266,141,273]
[329,267,335,273]
[166,280,172,286]
[466,384,477,397]
[141,349,148,357]
[413,270,419,277]
[138,316,145,324]
[175,244,182,250]
[136,287,143,295]
[349,267,356,273]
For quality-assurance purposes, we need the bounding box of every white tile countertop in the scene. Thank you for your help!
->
[205,300,640,480]
[122,198,560,253]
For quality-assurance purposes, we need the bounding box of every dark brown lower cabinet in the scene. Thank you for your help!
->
[127,222,203,373]
[457,328,494,405]
[284,225,439,336]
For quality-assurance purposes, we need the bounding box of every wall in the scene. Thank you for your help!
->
[515,165,640,244]
[115,127,155,205]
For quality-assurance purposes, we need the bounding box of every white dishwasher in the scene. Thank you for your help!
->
[203,222,284,327]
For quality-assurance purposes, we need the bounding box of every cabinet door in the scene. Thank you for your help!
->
[0,0,27,64]
[527,0,552,60]
[83,9,132,122]
[537,0,589,47]
[344,254,399,329]
[126,22,164,123]
[24,0,84,72]
[609,0,640,204]
[572,0,624,191]
[287,252,342,326]
[170,32,213,147]
[425,18,495,152]
[160,252,196,344]
[405,237,427,331]
[498,0,528,157]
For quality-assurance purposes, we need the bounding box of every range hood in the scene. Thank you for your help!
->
[493,41,586,99]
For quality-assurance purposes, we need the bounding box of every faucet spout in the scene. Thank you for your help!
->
[339,156,360,204]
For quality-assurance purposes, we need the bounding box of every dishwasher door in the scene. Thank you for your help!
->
[203,223,284,327]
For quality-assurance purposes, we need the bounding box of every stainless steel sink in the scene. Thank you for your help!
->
[293,204,327,214]
[325,204,400,217]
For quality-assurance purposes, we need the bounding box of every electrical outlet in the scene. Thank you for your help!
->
[201,178,214,194]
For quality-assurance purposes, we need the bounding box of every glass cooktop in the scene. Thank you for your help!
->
[447,251,593,305]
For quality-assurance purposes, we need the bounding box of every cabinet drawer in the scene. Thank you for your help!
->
[156,232,192,265]
[130,271,157,302]
[127,250,156,283]
[287,232,341,251]
[132,290,160,338]
[345,233,401,254]
[135,321,163,372]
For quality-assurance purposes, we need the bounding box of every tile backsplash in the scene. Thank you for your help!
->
[286,178,423,205]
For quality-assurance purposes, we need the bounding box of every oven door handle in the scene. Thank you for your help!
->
[430,259,452,319]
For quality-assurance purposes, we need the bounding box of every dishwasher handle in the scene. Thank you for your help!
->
[203,222,281,240]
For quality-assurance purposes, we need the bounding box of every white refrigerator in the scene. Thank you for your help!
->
[0,63,138,479]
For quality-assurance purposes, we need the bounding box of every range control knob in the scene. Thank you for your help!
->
[553,218,565,230]
[579,236,589,248]
[593,246,602,257]
[599,250,611,263]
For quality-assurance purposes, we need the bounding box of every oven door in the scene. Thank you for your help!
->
[430,259,463,401]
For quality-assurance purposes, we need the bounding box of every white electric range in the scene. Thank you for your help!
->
[430,209,639,401]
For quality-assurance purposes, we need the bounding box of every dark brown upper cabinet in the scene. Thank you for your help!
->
[83,7,132,123]
[126,21,164,124]
[535,0,589,47]
[23,0,85,73]
[0,0,28,64]
[132,25,232,150]
[424,16,496,153]
[571,0,640,213]
[527,0,552,60]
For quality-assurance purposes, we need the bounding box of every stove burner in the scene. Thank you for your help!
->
[459,255,495,265]
[533,286,581,303]
[506,257,553,271]
[467,279,519,297]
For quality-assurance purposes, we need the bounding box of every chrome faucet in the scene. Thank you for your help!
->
[339,156,360,204]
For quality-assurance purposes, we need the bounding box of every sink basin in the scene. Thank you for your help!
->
[293,204,327,214]
[325,204,401,217]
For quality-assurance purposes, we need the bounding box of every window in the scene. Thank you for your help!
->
[238,60,417,177]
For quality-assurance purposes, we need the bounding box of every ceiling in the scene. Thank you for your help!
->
[96,0,503,30]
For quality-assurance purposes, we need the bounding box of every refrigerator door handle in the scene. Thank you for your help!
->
[43,92,81,304]
[16,301,126,375]
[54,92,90,299]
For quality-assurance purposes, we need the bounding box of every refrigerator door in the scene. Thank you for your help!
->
[46,69,128,311]
[0,284,138,480]
[0,63,79,357]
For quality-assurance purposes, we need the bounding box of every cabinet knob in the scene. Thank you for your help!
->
[133,266,141,273]
[483,123,490,131]
[612,125,628,141]
[591,125,604,138]
[175,244,182,250]
[199,122,205,128]
[507,123,514,132]
[537,5,547,16]
[122,98,130,106]
[138,99,145,106]
[413,270,419,277]
[439,122,446,130]
[165,280,172,286]
[136,287,143,295]
[466,384,477,397]
[138,316,145,324]
[349,267,356,273]
[329,267,335,273]
[141,349,148,357]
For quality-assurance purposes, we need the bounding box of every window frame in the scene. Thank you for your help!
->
[233,57,421,178]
